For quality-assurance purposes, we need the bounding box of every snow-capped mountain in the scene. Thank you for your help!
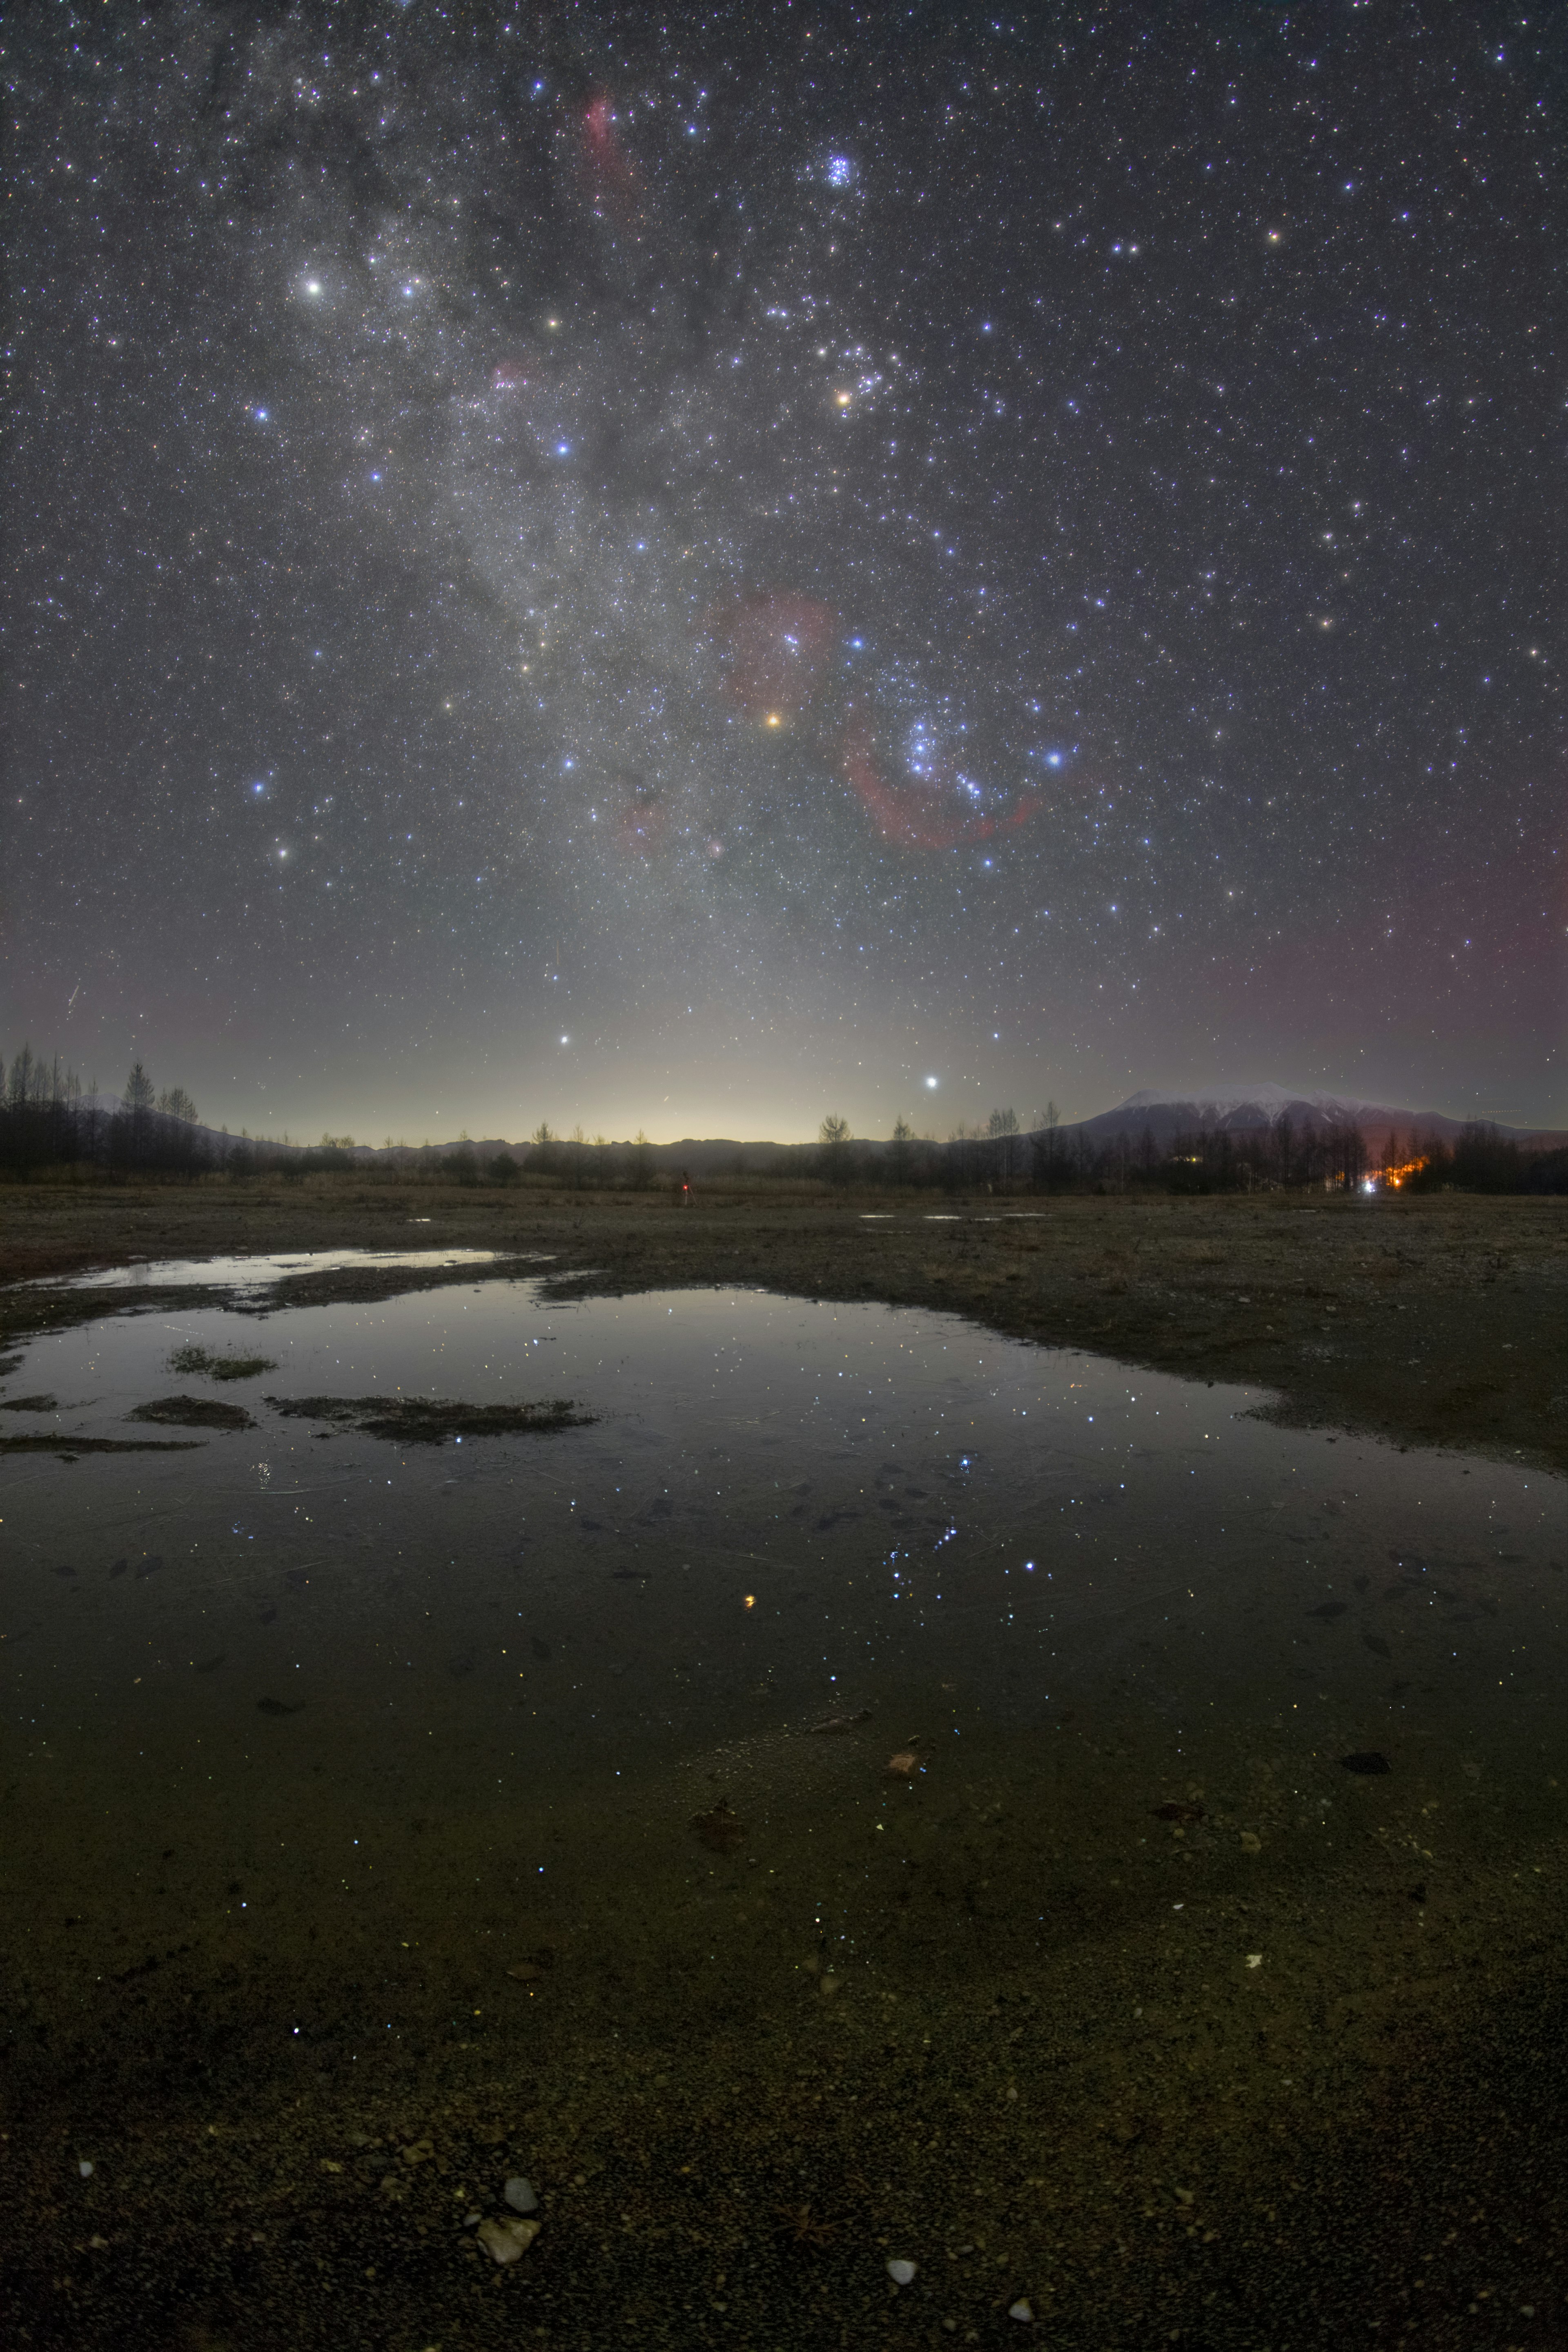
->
[1061,1085,1552,1145]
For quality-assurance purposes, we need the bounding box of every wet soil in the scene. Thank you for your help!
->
[1,1177,1563,1472]
[2,1178,1564,2345]
[0,1432,204,1454]
[4,1722,1563,2350]
[261,1392,591,1442]
[126,1395,257,1431]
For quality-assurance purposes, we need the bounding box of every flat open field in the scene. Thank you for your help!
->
[2,1178,1565,2347]
[2,1177,1564,1473]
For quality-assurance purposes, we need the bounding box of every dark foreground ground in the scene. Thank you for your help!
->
[1,1178,1564,2348]
[2,1175,1564,1472]
[4,1716,1565,2352]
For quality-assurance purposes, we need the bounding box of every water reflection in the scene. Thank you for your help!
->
[35,1244,513,1293]
[2,1273,1563,2341]
[6,1278,1555,1778]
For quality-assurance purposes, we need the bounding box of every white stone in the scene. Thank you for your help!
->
[78,2160,94,2178]
[1008,2299,1034,2323]
[477,2216,539,2265]
[886,2257,917,2286]
[503,2175,539,2213]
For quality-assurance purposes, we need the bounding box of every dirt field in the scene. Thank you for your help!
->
[3,1176,1564,1473]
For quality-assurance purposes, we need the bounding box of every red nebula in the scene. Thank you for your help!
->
[842,724,1049,851]
[580,93,641,219]
[704,592,840,724]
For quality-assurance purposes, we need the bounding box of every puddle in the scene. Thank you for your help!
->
[2,1268,1563,2339]
[6,1266,1561,1899]
[38,1245,514,1293]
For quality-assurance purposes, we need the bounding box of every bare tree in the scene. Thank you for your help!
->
[122,1061,155,1165]
[987,1105,1020,1185]
[818,1113,852,1184]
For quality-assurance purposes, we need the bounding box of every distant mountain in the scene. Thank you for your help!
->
[1060,1085,1565,1148]
[61,1087,1562,1162]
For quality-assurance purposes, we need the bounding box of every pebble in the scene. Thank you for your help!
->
[503,2176,539,2214]
[477,2215,539,2265]
[1008,2299,1034,2323]
[78,2160,94,2178]
[887,2257,917,2286]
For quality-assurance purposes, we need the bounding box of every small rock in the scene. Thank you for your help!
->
[1008,2298,1034,2323]
[886,1751,919,1777]
[463,2209,482,2227]
[1238,1831,1262,1853]
[78,2160,94,2178]
[818,1972,841,2000]
[691,1799,746,1854]
[89,2234,109,2250]
[507,1961,546,1982]
[887,2256,917,2286]
[503,2176,539,2214]
[477,2215,539,2265]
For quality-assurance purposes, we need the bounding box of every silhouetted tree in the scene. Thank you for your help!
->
[987,1105,1020,1185]
[818,1113,852,1184]
[121,1061,156,1166]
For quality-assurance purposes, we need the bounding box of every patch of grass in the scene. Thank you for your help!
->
[0,1435,203,1454]
[127,1394,256,1431]
[167,1344,279,1381]
[263,1394,591,1443]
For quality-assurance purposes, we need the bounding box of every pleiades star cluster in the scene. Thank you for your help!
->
[6,3,1561,1137]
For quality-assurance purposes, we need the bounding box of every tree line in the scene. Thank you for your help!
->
[0,1047,212,1176]
[4,1042,1563,1194]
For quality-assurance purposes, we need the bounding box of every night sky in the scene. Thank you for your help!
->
[7,3,1562,1143]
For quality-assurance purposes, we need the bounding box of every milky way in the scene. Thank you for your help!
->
[7,5,1561,1135]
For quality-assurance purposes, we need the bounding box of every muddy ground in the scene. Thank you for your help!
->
[2,1177,1564,1472]
[2,1176,1566,2345]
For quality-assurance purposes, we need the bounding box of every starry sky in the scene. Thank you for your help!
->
[7,2,1563,1143]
